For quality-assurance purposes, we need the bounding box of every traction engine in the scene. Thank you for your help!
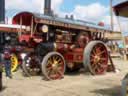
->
[0,0,122,80]
[7,10,120,80]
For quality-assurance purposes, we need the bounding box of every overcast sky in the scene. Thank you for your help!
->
[5,0,128,35]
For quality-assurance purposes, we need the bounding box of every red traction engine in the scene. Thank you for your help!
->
[12,12,113,80]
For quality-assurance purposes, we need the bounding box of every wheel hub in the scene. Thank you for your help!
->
[94,56,100,62]
[52,61,58,69]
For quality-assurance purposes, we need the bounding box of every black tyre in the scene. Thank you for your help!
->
[41,52,65,80]
[83,41,108,75]
[22,53,41,76]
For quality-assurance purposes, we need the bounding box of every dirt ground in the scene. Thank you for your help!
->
[0,58,128,96]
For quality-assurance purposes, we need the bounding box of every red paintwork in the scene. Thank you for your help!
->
[19,34,43,43]
[12,12,34,26]
[98,22,104,26]
[64,48,83,63]
[19,34,31,42]
[0,27,26,33]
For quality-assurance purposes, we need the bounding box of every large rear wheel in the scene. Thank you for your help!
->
[41,52,65,80]
[83,41,108,75]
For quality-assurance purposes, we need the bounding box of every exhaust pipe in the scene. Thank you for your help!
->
[44,0,52,16]
[0,0,5,23]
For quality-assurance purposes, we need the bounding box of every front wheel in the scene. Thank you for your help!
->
[83,41,108,75]
[22,53,41,76]
[41,52,65,80]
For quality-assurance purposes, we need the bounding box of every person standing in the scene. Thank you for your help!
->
[3,44,12,79]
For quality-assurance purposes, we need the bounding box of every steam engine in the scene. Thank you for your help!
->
[0,0,119,80]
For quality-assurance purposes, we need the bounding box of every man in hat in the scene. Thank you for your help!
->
[3,43,12,79]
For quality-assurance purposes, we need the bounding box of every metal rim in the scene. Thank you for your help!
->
[84,41,108,75]
[22,53,41,76]
[42,52,65,80]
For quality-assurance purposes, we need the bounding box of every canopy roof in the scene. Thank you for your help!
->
[12,11,110,31]
[4,12,122,40]
[113,1,128,17]
[12,12,33,26]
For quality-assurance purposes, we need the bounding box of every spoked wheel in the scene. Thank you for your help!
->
[83,41,108,75]
[42,52,65,80]
[22,53,41,76]
[11,54,19,72]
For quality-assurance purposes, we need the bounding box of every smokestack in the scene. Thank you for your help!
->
[0,0,5,23]
[0,0,5,46]
[44,0,52,16]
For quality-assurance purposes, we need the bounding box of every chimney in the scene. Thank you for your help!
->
[44,0,52,16]
[70,15,74,20]
[65,15,69,19]
[0,0,5,23]
[0,0,5,45]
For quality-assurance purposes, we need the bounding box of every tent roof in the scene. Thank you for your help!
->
[113,1,128,17]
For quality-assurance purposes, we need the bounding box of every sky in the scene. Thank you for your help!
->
[5,0,128,36]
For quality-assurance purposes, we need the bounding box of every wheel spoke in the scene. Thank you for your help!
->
[47,61,52,67]
[97,50,106,56]
[46,65,52,70]
[91,63,98,70]
[91,54,95,58]
[55,56,59,61]
[92,49,97,56]
[57,70,63,78]
[58,61,63,67]
[96,46,100,51]
[47,69,53,76]
[94,63,102,72]
[99,63,107,68]
[49,57,53,64]
[100,56,106,59]
[57,58,62,63]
